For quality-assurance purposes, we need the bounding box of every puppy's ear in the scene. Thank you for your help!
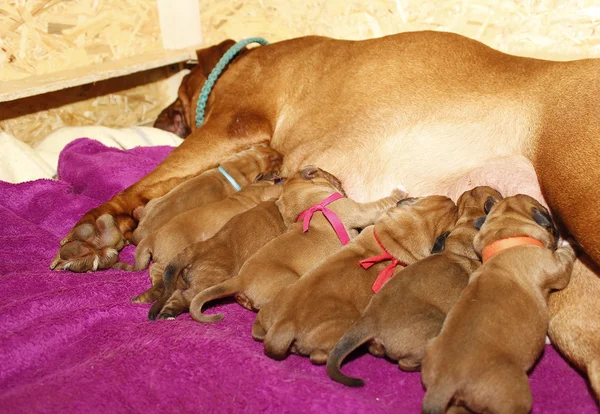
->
[397,197,419,207]
[431,231,450,254]
[484,196,499,214]
[473,216,486,230]
[301,165,320,180]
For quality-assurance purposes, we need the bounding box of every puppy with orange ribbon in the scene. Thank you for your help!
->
[421,194,576,414]
[326,186,501,387]
[252,195,457,365]
[188,165,404,323]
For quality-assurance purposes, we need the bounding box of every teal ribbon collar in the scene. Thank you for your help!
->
[195,37,270,128]
[218,165,242,191]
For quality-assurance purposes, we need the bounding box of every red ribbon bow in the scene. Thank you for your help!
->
[296,192,350,246]
[359,230,407,293]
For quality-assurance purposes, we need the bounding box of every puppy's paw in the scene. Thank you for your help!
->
[131,285,164,303]
[309,349,329,365]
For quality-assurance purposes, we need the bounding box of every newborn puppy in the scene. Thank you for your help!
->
[548,251,600,399]
[253,195,458,365]
[327,186,502,387]
[188,165,406,323]
[146,201,287,320]
[131,144,282,244]
[421,195,576,414]
[130,178,284,303]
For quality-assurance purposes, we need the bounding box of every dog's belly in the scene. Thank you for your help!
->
[276,105,534,202]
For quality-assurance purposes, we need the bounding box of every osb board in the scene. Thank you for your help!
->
[200,0,600,60]
[0,65,184,146]
[0,0,163,82]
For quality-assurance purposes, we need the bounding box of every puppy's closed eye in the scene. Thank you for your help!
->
[431,231,450,254]
[484,196,499,214]
[532,207,553,228]
[301,165,320,180]
[473,216,486,230]
[397,197,419,207]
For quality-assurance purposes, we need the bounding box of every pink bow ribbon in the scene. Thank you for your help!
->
[359,230,407,293]
[296,192,350,245]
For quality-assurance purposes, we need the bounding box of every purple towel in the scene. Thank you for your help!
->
[0,138,596,413]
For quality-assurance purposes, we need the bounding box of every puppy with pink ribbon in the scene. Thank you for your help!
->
[189,165,404,323]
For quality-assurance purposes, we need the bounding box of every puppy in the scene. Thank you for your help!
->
[131,144,282,244]
[130,177,284,303]
[548,252,600,399]
[187,165,406,323]
[327,186,502,387]
[252,195,458,365]
[146,201,287,320]
[421,195,576,414]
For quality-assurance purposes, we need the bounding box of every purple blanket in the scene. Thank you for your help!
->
[0,138,596,413]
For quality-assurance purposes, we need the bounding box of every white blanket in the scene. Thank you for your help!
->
[0,126,183,183]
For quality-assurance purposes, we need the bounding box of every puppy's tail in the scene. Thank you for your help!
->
[189,277,240,323]
[326,321,372,387]
[421,385,455,414]
[264,320,295,361]
[134,237,153,271]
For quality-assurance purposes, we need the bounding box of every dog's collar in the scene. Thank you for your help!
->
[359,230,408,293]
[218,165,242,191]
[481,236,545,263]
[296,192,350,245]
[195,37,270,128]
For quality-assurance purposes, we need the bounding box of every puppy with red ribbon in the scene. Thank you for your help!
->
[326,186,501,387]
[253,194,457,365]
[189,165,404,323]
[421,194,577,414]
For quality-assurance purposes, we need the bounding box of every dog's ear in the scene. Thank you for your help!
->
[301,165,320,180]
[431,231,450,254]
[473,216,486,230]
[484,196,499,214]
[397,197,419,207]
[195,39,237,78]
[153,102,191,138]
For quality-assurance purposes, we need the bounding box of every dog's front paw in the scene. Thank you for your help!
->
[51,214,125,272]
[50,241,119,272]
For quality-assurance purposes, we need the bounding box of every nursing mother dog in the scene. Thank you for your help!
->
[51,30,600,386]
